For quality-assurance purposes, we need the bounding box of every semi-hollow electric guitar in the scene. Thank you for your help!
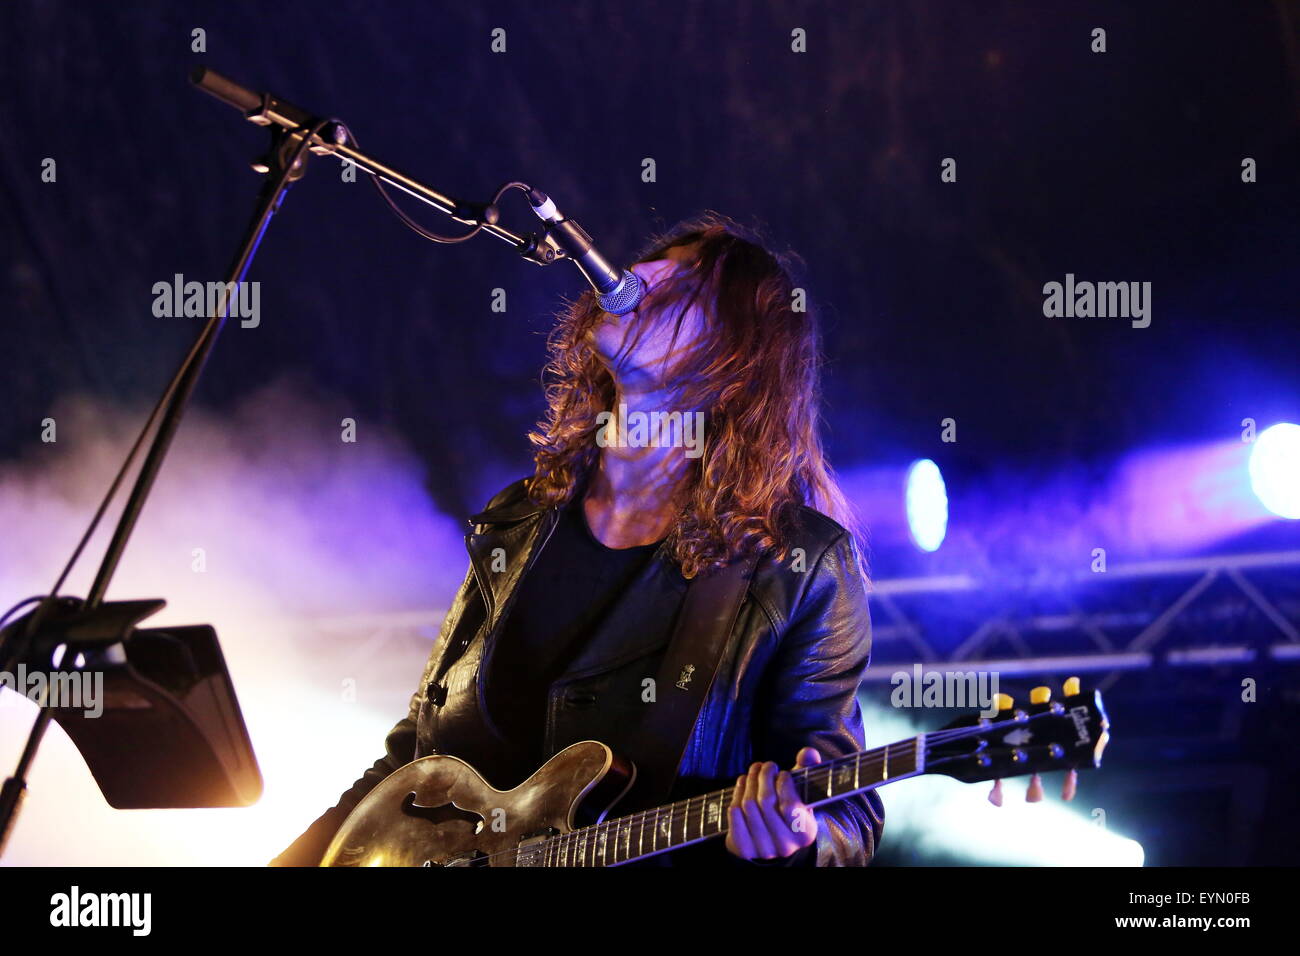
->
[321,677,1109,867]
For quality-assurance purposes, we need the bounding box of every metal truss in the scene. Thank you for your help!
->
[864,550,1300,687]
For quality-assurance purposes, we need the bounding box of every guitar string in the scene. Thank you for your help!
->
[446,746,906,867]
[545,740,926,867]
[445,709,1076,866]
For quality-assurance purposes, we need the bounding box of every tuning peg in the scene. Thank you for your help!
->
[1025,774,1044,802]
[988,778,1004,807]
[994,693,1014,712]
[1061,769,1078,802]
[1063,676,1081,697]
[1030,685,1051,704]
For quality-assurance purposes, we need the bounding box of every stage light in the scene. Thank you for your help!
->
[1249,422,1300,519]
[906,459,949,552]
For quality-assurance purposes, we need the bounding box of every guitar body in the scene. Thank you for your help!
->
[320,740,636,867]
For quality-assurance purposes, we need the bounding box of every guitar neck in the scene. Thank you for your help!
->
[519,734,927,867]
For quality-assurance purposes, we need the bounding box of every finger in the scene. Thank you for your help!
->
[753,763,800,857]
[743,763,780,858]
[778,761,807,813]
[777,770,818,844]
[726,775,757,858]
[730,770,747,809]
[728,805,758,859]
[794,746,823,769]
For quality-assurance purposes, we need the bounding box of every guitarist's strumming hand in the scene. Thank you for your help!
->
[726,747,821,861]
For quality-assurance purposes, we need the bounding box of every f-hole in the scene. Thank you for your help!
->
[400,792,485,833]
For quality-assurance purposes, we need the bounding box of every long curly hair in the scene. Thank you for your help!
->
[527,212,863,579]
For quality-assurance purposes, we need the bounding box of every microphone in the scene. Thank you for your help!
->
[526,188,645,316]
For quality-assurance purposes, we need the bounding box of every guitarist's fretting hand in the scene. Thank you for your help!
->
[726,747,821,861]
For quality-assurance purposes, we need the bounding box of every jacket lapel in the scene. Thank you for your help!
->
[464,495,549,630]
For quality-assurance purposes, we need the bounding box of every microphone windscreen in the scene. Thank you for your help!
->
[597,270,645,316]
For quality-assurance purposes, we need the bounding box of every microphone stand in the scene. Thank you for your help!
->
[0,67,566,857]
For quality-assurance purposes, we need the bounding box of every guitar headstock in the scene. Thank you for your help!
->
[923,677,1110,801]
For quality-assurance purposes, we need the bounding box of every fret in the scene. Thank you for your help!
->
[706,791,724,835]
[833,758,855,795]
[854,751,861,790]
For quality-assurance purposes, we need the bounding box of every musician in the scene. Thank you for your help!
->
[273,213,882,866]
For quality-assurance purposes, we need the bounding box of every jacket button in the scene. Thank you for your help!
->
[426,682,447,707]
[564,691,597,709]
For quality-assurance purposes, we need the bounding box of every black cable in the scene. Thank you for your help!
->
[0,596,45,672]
[343,122,530,245]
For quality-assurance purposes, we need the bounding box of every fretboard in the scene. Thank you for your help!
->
[517,734,927,867]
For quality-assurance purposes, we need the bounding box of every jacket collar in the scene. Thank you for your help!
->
[467,495,544,528]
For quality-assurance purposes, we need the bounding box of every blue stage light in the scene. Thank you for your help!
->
[906,458,949,552]
[1249,422,1300,519]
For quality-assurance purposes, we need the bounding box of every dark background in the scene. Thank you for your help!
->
[2,1,1298,866]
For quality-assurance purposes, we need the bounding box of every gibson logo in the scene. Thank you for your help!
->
[1069,705,1093,744]
[676,664,695,690]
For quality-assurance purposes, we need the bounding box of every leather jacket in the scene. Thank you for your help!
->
[273,478,883,866]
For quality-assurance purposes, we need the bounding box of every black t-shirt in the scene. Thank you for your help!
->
[487,499,664,776]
